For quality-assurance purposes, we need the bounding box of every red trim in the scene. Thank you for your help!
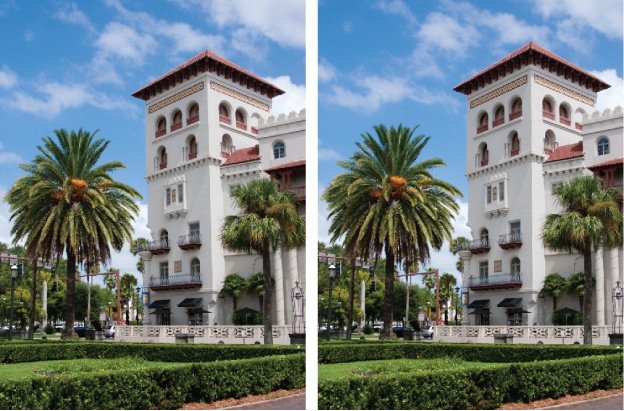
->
[493,117,504,127]
[220,115,231,124]
[543,110,555,120]
[509,110,522,121]
[559,117,571,126]
[187,115,199,125]
[155,129,166,138]
[171,122,182,132]
[477,124,489,134]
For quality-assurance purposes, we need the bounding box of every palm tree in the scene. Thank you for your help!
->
[220,178,305,345]
[219,273,247,312]
[130,238,149,274]
[323,124,461,338]
[450,236,469,273]
[422,273,436,292]
[4,128,141,338]
[542,176,622,344]
[439,272,457,325]
[540,273,567,310]
[120,273,138,323]
[246,272,274,315]
[103,273,117,293]
[567,271,595,317]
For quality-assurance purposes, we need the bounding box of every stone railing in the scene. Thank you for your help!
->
[433,325,611,345]
[116,325,293,345]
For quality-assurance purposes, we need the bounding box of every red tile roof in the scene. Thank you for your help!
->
[587,157,623,170]
[222,145,260,165]
[544,141,584,163]
[454,42,610,95]
[264,160,306,173]
[132,50,284,100]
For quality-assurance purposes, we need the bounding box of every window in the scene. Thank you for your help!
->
[499,182,505,201]
[188,137,197,160]
[165,188,171,206]
[597,137,609,155]
[235,109,246,130]
[479,261,489,280]
[487,185,492,204]
[160,262,169,284]
[189,222,200,236]
[511,257,521,275]
[172,110,182,131]
[188,103,199,125]
[177,184,184,203]
[219,103,231,123]
[190,258,200,276]
[510,221,521,235]
[274,141,286,159]
[480,229,489,247]
[156,117,167,137]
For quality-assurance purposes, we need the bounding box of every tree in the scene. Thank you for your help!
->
[246,272,274,315]
[540,273,567,310]
[4,129,141,338]
[323,124,461,338]
[422,273,436,292]
[542,176,622,344]
[439,272,457,325]
[220,179,305,345]
[130,238,149,274]
[102,273,117,293]
[450,236,469,273]
[120,273,138,323]
[219,273,247,312]
[566,271,595,316]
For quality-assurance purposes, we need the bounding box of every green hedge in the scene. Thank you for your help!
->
[0,341,302,364]
[318,342,621,364]
[0,353,305,410]
[318,353,622,410]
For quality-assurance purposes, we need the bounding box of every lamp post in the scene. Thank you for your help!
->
[369,264,376,291]
[426,301,430,325]
[107,301,112,324]
[454,286,460,325]
[9,265,18,341]
[135,286,141,324]
[337,301,343,330]
[326,264,337,341]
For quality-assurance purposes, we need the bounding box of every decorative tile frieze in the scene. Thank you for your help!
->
[148,82,204,113]
[470,75,527,109]
[211,82,269,112]
[534,74,594,107]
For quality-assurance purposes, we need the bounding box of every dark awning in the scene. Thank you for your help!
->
[507,308,531,314]
[467,299,489,308]
[497,298,522,307]
[148,299,170,309]
[554,307,579,315]
[188,308,211,314]
[469,308,491,315]
[150,308,172,315]
[234,307,259,315]
[178,298,202,307]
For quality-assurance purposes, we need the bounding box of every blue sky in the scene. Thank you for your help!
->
[318,0,623,285]
[0,0,306,287]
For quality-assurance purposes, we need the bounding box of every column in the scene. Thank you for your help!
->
[360,281,366,330]
[273,247,285,326]
[286,248,299,326]
[595,248,605,326]
[139,251,153,325]
[459,250,472,325]
[606,247,620,327]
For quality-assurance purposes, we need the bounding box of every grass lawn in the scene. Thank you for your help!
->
[0,357,187,380]
[318,357,506,380]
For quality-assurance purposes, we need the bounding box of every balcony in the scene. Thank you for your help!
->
[138,239,170,255]
[468,272,522,291]
[159,162,167,170]
[559,117,571,126]
[155,129,166,138]
[178,233,202,250]
[575,122,582,131]
[509,110,522,121]
[498,232,523,250]
[219,115,231,124]
[510,148,520,157]
[286,185,306,201]
[477,124,488,134]
[542,110,555,120]
[171,122,182,132]
[459,238,490,255]
[188,151,197,160]
[236,121,247,131]
[251,127,258,135]
[149,273,202,291]
[187,115,199,125]
[493,117,504,127]
[480,159,489,167]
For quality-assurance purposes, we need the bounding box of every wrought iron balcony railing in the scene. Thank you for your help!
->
[149,273,202,289]
[178,233,202,250]
[138,239,170,255]
[468,272,522,290]
[498,232,523,249]
[458,238,490,254]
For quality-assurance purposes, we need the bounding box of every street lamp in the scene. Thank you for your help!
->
[326,264,337,341]
[426,301,431,325]
[8,264,18,341]
[107,301,112,324]
[135,286,141,324]
[454,286,460,325]
[369,263,376,291]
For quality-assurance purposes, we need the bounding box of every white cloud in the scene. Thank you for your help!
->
[95,22,157,63]
[55,3,96,33]
[477,12,549,47]
[374,0,417,24]
[108,201,150,286]
[531,0,623,40]
[0,185,13,245]
[318,148,343,162]
[0,142,22,164]
[266,76,306,116]
[0,65,17,89]
[318,60,336,83]
[417,13,479,58]
[590,69,624,112]
[155,22,226,56]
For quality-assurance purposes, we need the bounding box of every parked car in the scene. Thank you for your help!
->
[422,326,435,338]
[392,326,413,338]
[104,326,115,338]
[372,324,383,332]
[73,326,93,338]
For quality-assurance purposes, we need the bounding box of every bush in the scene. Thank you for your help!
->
[233,312,262,325]
[44,324,55,334]
[362,324,373,334]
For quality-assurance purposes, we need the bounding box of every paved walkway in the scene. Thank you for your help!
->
[543,393,623,410]
[223,393,305,410]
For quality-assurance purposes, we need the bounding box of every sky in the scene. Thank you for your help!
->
[318,0,623,287]
[0,0,306,287]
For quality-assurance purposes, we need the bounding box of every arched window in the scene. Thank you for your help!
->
[188,103,199,125]
[477,112,489,133]
[171,110,182,131]
[221,134,233,153]
[189,136,198,160]
[160,230,169,244]
[597,137,610,155]
[544,130,556,153]
[190,258,200,277]
[511,132,520,156]
[542,98,554,120]
[511,257,521,275]
[480,229,489,247]
[273,141,286,159]
[219,103,231,124]
[481,143,489,166]
[235,109,246,130]
[559,104,571,126]
[250,114,260,135]
[159,148,167,169]
[493,105,505,127]
[156,117,167,138]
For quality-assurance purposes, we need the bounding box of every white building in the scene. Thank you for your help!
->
[130,50,305,339]
[454,42,622,329]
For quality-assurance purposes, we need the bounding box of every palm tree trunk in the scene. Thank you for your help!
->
[263,242,273,345]
[583,244,593,345]
[382,244,395,339]
[28,255,38,339]
[64,249,76,339]
[347,256,355,339]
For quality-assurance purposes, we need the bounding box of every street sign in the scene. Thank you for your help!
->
[99,311,106,321]
[418,311,425,321]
